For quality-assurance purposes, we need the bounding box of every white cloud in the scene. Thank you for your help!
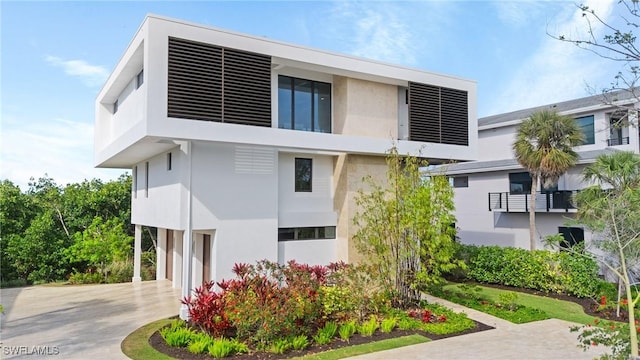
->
[485,0,617,115]
[1,116,126,190]
[326,1,419,65]
[45,55,109,87]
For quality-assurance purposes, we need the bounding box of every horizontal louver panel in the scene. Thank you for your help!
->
[441,87,468,146]
[409,82,441,143]
[167,37,272,127]
[408,82,469,146]
[223,49,272,127]
[168,37,222,122]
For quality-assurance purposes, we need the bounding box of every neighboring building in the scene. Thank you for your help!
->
[443,91,639,250]
[94,14,477,313]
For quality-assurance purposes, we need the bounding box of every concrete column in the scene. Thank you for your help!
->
[132,224,142,282]
[156,228,167,280]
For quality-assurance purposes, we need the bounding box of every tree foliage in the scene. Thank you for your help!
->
[352,147,463,306]
[512,109,584,250]
[0,173,142,285]
[546,151,640,358]
[551,0,640,113]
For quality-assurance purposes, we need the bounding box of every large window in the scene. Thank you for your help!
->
[295,158,312,192]
[278,226,336,241]
[509,172,532,194]
[278,75,331,133]
[576,115,595,145]
[558,227,584,249]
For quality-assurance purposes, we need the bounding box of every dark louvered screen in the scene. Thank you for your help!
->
[440,87,468,146]
[168,37,222,121]
[408,83,441,143]
[408,82,469,146]
[167,37,271,126]
[223,49,271,127]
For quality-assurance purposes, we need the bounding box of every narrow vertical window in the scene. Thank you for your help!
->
[294,158,312,192]
[136,69,144,89]
[167,152,172,171]
[145,161,149,198]
[133,166,138,199]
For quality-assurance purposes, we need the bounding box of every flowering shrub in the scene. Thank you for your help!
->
[571,319,640,360]
[182,260,371,346]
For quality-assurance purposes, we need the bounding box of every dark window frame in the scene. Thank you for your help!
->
[278,75,332,133]
[294,158,313,192]
[278,226,336,241]
[452,176,469,188]
[509,172,532,194]
[167,152,172,171]
[558,226,584,249]
[575,115,595,145]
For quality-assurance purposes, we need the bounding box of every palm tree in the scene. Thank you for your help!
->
[582,151,640,190]
[512,109,584,250]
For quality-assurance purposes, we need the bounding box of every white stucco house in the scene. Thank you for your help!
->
[94,14,478,317]
[442,90,639,250]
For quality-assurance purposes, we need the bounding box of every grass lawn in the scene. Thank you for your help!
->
[123,318,430,360]
[442,283,599,325]
[121,318,174,360]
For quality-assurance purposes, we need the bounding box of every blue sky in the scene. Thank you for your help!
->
[1,0,622,189]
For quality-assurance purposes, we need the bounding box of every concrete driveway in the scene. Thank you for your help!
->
[0,281,610,359]
[1,280,181,359]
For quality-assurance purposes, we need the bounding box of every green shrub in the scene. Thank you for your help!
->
[268,338,291,354]
[159,325,194,347]
[358,317,379,337]
[68,271,103,284]
[230,338,249,354]
[458,244,602,298]
[290,335,309,350]
[338,320,357,341]
[106,259,133,283]
[187,333,213,354]
[397,317,418,330]
[208,338,235,358]
[498,291,519,311]
[380,317,397,333]
[313,332,332,345]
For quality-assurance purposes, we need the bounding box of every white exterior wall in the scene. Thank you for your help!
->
[131,147,183,229]
[478,125,517,161]
[454,169,590,249]
[278,239,336,266]
[190,142,279,281]
[278,153,337,227]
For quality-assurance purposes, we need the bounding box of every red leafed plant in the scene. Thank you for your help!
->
[407,309,447,323]
[181,281,232,337]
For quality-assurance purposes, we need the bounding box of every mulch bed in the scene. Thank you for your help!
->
[149,320,494,360]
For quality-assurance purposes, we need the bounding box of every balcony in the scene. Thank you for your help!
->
[607,137,630,146]
[488,191,578,213]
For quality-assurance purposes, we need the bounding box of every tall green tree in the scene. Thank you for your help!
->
[513,109,584,250]
[547,151,640,358]
[353,147,463,306]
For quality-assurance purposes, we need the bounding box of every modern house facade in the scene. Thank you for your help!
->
[94,14,478,313]
[443,91,639,250]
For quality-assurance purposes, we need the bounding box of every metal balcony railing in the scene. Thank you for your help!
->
[488,190,578,212]
[607,137,630,146]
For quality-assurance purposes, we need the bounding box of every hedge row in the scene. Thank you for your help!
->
[453,244,601,298]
